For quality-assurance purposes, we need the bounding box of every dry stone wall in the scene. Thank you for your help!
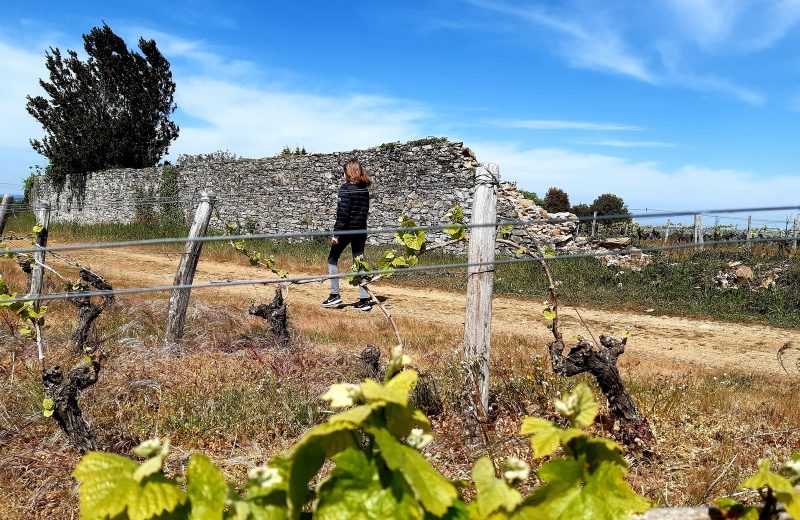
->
[31,139,579,251]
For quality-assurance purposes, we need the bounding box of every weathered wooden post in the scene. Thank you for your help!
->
[793,218,798,250]
[29,204,51,312]
[165,191,215,344]
[28,204,50,368]
[463,163,498,443]
[0,194,11,235]
[663,221,670,244]
[693,213,704,249]
[746,215,752,241]
[590,211,597,237]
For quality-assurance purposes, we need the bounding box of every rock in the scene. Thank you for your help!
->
[600,237,632,249]
[735,265,753,282]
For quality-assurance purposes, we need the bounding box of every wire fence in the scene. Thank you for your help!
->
[1,232,796,304]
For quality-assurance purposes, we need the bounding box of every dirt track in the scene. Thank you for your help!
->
[51,247,800,377]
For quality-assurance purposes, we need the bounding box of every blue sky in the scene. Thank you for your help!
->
[1,0,799,223]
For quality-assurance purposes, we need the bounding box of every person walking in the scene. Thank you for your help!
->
[322,159,373,311]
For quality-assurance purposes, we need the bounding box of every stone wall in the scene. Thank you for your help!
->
[31,139,578,250]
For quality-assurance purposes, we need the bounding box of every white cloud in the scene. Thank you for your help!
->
[586,140,676,148]
[470,142,800,216]
[665,0,800,51]
[173,77,429,157]
[462,0,767,104]
[108,30,433,158]
[466,0,656,82]
[491,119,642,131]
[0,41,46,149]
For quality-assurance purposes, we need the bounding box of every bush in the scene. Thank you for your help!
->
[542,187,570,213]
[590,193,630,224]
[570,203,591,217]
[519,190,543,205]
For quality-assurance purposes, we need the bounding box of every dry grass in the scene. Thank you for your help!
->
[1,257,799,518]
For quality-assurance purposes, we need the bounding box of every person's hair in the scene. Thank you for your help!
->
[343,159,372,187]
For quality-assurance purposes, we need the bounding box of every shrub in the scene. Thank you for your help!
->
[542,187,571,213]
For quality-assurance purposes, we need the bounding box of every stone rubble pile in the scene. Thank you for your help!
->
[714,261,787,291]
[496,182,579,251]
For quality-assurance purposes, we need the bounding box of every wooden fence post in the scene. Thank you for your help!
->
[590,211,597,237]
[663,222,670,244]
[746,216,752,241]
[463,163,497,439]
[793,218,798,250]
[0,194,11,235]
[28,204,50,368]
[29,204,51,312]
[165,191,215,344]
[693,213,704,249]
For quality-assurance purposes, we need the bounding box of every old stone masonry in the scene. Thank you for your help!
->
[31,138,578,250]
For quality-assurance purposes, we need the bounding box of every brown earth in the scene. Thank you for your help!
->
[57,246,800,378]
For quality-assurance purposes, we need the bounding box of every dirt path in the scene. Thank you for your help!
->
[49,247,800,377]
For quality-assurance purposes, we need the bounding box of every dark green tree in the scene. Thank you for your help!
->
[590,193,631,223]
[26,24,179,186]
[542,187,571,213]
[570,203,591,217]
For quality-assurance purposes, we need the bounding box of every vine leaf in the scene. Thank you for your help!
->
[369,427,458,516]
[314,449,417,519]
[520,417,583,458]
[554,383,598,427]
[127,475,186,520]
[361,370,418,405]
[42,397,55,418]
[470,456,522,518]
[521,458,648,519]
[72,452,142,519]
[742,460,800,519]
[187,453,228,520]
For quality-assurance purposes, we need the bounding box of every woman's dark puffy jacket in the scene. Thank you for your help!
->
[333,182,370,231]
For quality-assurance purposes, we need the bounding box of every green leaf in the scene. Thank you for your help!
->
[496,224,513,237]
[127,475,187,520]
[361,371,418,405]
[522,459,648,519]
[132,453,165,482]
[286,422,360,518]
[400,229,426,252]
[519,417,584,458]
[314,449,419,519]
[73,451,140,520]
[32,224,43,234]
[542,308,557,321]
[187,453,228,520]
[370,428,457,516]
[742,460,800,519]
[578,437,627,471]
[470,456,521,518]
[328,404,374,426]
[554,383,598,427]
[132,438,170,482]
[741,460,796,494]
[42,397,55,418]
